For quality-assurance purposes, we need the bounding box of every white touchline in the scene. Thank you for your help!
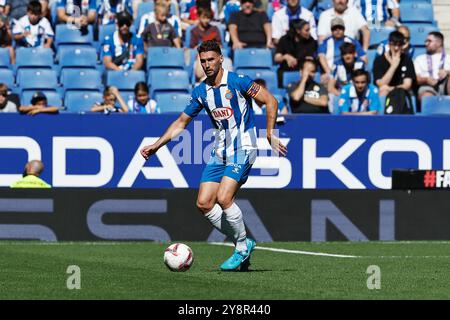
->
[209,242,360,258]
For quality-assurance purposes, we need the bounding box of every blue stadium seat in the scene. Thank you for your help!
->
[156,93,191,113]
[0,69,15,88]
[60,68,102,93]
[147,47,185,71]
[367,49,377,74]
[400,2,435,24]
[58,46,98,71]
[282,71,300,88]
[106,70,146,91]
[184,25,197,48]
[148,69,190,97]
[99,24,117,45]
[0,48,11,69]
[407,24,439,47]
[237,69,278,91]
[234,49,273,71]
[15,47,54,72]
[21,91,63,107]
[369,27,394,49]
[64,91,104,113]
[135,1,155,30]
[55,24,94,47]
[421,96,450,115]
[413,47,427,59]
[17,69,58,93]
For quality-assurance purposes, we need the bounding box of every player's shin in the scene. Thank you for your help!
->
[223,202,248,252]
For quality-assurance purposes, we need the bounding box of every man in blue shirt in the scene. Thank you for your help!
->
[140,40,287,272]
[103,11,144,71]
[338,69,380,114]
[318,16,367,82]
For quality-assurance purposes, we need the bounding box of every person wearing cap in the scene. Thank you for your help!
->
[373,31,416,97]
[318,0,370,51]
[103,10,144,71]
[274,18,317,86]
[228,0,272,49]
[19,91,59,115]
[271,0,317,44]
[318,16,367,82]
[10,160,51,188]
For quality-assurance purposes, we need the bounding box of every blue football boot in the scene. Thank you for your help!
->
[220,238,256,271]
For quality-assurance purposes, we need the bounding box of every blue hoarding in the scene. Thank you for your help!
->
[1,113,449,189]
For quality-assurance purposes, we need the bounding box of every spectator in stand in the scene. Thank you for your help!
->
[138,0,182,39]
[318,0,370,51]
[252,78,289,115]
[97,0,133,25]
[190,7,221,48]
[219,0,240,25]
[181,0,218,27]
[373,31,416,97]
[91,86,129,113]
[4,0,27,21]
[141,2,181,49]
[228,0,272,49]
[103,10,144,71]
[0,83,18,113]
[414,32,450,101]
[57,0,97,30]
[0,12,14,64]
[318,17,367,81]
[274,19,316,86]
[127,81,157,113]
[13,1,53,48]
[19,91,59,115]
[338,69,380,115]
[356,0,400,28]
[271,0,317,44]
[328,42,365,111]
[376,25,414,59]
[288,60,329,113]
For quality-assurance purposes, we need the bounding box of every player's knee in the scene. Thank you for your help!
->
[216,194,233,210]
[196,198,214,214]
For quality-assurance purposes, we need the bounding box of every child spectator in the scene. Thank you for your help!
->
[252,78,289,115]
[103,10,144,71]
[181,0,218,27]
[141,2,181,49]
[97,0,133,25]
[190,6,221,48]
[0,83,18,113]
[338,69,380,115]
[328,42,365,111]
[0,13,14,64]
[138,0,182,39]
[13,1,54,48]
[288,60,329,113]
[127,81,157,113]
[91,86,129,113]
[19,91,59,115]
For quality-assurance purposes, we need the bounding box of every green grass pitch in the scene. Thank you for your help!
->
[1,241,449,299]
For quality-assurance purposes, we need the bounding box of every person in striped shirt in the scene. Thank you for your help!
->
[140,40,287,271]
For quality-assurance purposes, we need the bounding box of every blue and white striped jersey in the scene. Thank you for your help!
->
[184,70,259,158]
[358,0,398,24]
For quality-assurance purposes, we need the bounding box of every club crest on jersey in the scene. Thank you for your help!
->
[225,90,233,100]
[212,107,234,121]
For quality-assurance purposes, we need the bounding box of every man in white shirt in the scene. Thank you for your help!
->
[317,0,370,51]
[271,0,317,44]
[414,31,450,101]
[13,0,53,48]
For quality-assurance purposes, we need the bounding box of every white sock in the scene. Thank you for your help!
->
[205,204,235,241]
[223,203,247,252]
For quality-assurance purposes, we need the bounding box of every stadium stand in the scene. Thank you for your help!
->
[238,69,278,92]
[146,47,186,72]
[21,91,63,107]
[17,69,59,94]
[0,69,15,88]
[400,1,435,24]
[55,24,95,47]
[58,46,98,71]
[60,69,103,94]
[64,91,104,113]
[156,92,191,113]
[234,49,273,72]
[0,48,11,69]
[106,71,146,91]
[421,96,450,115]
[14,48,54,73]
[148,69,190,98]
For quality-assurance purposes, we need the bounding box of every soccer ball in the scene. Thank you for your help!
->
[163,243,194,272]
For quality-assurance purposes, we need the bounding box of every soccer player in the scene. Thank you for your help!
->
[140,40,287,271]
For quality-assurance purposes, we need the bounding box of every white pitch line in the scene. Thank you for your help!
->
[209,242,359,258]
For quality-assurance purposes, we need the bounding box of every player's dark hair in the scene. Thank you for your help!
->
[351,69,370,82]
[197,40,222,55]
[27,0,42,15]
[389,31,405,44]
[340,42,356,55]
[429,31,444,43]
[134,82,149,94]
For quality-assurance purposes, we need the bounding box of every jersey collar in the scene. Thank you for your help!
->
[205,69,228,91]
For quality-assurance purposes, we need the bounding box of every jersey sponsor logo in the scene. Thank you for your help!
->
[211,107,234,121]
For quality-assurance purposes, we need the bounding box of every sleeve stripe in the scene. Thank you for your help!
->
[246,82,261,98]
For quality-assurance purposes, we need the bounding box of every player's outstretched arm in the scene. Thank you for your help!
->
[253,86,288,157]
[140,112,193,160]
